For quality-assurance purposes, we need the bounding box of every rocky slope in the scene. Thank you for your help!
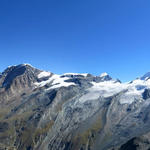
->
[0,64,150,150]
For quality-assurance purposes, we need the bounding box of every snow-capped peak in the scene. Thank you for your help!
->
[100,72,108,77]
[99,72,112,81]
[38,71,51,79]
[7,63,34,69]
[63,73,88,77]
[141,72,150,80]
[22,63,33,66]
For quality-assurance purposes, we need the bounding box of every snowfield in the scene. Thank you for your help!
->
[38,71,51,78]
[35,71,150,104]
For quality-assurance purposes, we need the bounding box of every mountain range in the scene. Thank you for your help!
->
[1,64,150,150]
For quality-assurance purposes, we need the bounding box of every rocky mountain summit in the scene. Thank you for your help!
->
[1,64,150,150]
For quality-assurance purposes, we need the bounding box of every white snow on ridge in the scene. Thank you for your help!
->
[7,63,33,69]
[23,63,33,66]
[90,80,124,97]
[91,81,122,93]
[79,78,150,104]
[38,71,51,79]
[34,77,52,87]
[141,72,150,80]
[63,73,88,77]
[35,71,150,105]
[47,74,75,89]
[100,72,108,77]
[119,79,150,104]
[35,74,75,89]
[79,80,124,103]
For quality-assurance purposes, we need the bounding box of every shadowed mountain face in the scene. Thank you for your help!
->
[2,64,38,88]
[0,64,41,106]
[1,64,150,150]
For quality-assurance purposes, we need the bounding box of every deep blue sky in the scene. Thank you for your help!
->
[0,0,150,82]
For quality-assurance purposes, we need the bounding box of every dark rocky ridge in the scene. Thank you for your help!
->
[0,64,41,106]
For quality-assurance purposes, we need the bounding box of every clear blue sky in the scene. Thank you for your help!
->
[0,0,150,82]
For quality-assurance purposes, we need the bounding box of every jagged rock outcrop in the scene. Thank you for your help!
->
[0,64,41,106]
